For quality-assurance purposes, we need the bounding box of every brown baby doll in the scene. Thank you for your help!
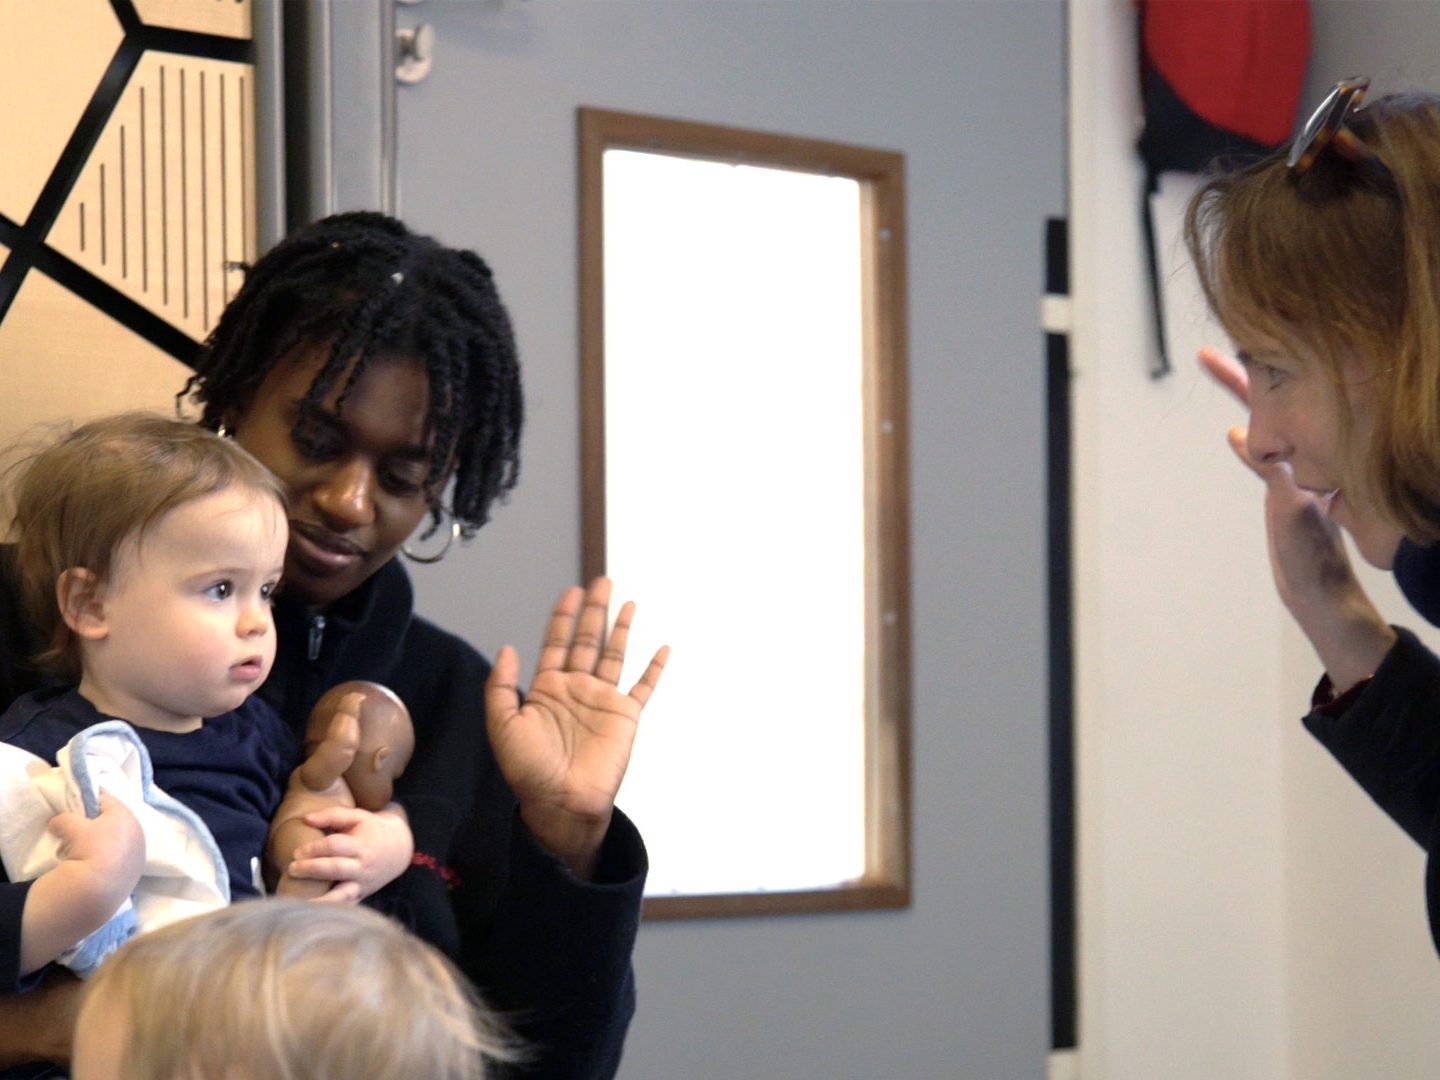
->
[265,681,415,899]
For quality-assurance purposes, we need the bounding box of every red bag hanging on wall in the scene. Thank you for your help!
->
[1134,0,1310,375]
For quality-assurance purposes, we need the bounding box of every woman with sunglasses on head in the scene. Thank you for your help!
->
[0,211,667,1078]
[1190,78,1440,953]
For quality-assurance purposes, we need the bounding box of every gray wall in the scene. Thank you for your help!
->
[367,3,1065,1076]
[1308,0,1440,101]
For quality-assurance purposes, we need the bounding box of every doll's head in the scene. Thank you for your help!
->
[307,680,415,809]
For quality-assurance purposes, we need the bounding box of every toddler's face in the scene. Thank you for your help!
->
[80,487,287,731]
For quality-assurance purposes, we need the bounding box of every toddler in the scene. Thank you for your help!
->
[72,898,518,1079]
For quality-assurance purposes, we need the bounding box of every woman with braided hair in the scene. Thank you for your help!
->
[0,211,667,1078]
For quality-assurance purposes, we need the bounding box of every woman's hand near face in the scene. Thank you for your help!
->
[485,577,668,881]
[1200,346,1397,690]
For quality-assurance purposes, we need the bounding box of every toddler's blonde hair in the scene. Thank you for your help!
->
[79,898,520,1079]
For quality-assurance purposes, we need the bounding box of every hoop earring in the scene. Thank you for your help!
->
[216,422,230,439]
[402,510,460,564]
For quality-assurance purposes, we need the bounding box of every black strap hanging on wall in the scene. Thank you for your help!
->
[1134,0,1310,378]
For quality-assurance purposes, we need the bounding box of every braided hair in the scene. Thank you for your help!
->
[182,211,523,539]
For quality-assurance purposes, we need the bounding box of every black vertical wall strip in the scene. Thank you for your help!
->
[162,63,170,306]
[100,162,109,266]
[182,66,190,320]
[1045,216,1077,1052]
[0,0,251,362]
[238,73,247,299]
[120,126,129,278]
[220,72,229,304]
[140,84,148,292]
[200,69,208,329]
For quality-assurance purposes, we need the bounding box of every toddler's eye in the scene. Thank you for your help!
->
[205,580,234,601]
[260,581,280,603]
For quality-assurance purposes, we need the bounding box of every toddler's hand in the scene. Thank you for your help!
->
[22,794,147,975]
[286,804,413,903]
[51,793,145,905]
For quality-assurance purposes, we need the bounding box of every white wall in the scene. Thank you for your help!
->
[1071,7,1289,1074]
[1073,3,1440,1078]
[381,3,1066,1078]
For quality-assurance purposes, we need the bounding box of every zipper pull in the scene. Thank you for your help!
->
[308,614,326,661]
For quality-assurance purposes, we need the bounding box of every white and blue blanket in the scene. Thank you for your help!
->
[0,720,228,974]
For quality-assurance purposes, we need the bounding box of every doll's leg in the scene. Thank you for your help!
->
[265,816,332,900]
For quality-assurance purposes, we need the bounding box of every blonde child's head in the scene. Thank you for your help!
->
[72,898,520,1080]
[8,412,286,680]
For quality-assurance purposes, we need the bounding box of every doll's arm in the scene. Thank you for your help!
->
[265,706,359,899]
[297,700,362,793]
[285,802,413,904]
[266,809,334,900]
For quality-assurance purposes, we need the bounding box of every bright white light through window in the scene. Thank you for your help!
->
[603,149,868,896]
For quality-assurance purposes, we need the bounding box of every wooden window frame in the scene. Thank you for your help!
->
[578,107,911,919]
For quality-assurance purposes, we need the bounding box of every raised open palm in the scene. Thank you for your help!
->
[485,577,668,878]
